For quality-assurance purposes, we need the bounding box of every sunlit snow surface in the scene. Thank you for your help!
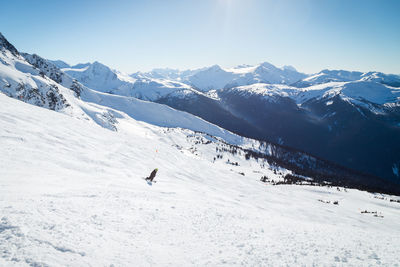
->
[1,94,400,266]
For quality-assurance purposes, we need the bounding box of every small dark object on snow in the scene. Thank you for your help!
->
[260,176,268,183]
[146,168,158,182]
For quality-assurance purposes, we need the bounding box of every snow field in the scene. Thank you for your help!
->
[1,94,400,266]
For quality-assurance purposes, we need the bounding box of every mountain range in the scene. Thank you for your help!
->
[1,31,400,265]
[1,32,400,191]
[45,49,400,183]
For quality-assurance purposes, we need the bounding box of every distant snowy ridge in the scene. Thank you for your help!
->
[293,69,400,88]
[63,61,195,101]
[221,80,400,108]
[144,62,307,91]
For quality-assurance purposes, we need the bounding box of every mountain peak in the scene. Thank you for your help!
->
[259,62,276,69]
[0,32,19,56]
[91,61,112,71]
[282,65,297,72]
[208,64,223,71]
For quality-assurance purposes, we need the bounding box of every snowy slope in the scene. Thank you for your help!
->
[0,44,132,131]
[23,56,243,142]
[184,64,238,91]
[128,72,194,101]
[63,61,136,94]
[48,59,70,69]
[292,69,364,87]
[360,71,400,86]
[22,42,399,182]
[1,91,400,266]
[63,62,193,101]
[0,40,245,144]
[2,32,400,265]
[0,36,78,116]
[5,40,389,191]
[80,88,243,144]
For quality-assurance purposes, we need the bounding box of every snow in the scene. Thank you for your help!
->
[341,81,400,104]
[1,48,247,144]
[226,64,258,74]
[63,61,135,94]
[295,69,400,89]
[60,59,400,114]
[2,33,400,265]
[226,83,298,100]
[65,60,296,104]
[185,64,237,91]
[361,71,400,85]
[292,80,400,106]
[80,88,243,144]
[48,59,70,69]
[62,66,89,72]
[64,62,194,101]
[0,46,288,163]
[182,62,307,91]
[1,93,400,266]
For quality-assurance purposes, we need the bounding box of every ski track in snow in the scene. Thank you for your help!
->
[1,94,400,266]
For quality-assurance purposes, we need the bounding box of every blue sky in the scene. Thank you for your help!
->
[1,0,399,73]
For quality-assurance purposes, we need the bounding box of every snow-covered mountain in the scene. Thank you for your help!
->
[227,80,400,108]
[144,62,307,91]
[1,32,400,266]
[142,67,199,81]
[216,81,400,181]
[48,59,70,69]
[0,33,250,139]
[292,69,400,88]
[151,76,400,182]
[62,61,196,101]
[45,50,400,182]
[3,32,400,187]
[32,47,400,182]
[63,61,135,94]
[0,34,77,114]
[2,85,400,266]
[65,61,308,94]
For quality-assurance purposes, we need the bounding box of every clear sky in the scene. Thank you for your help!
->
[1,0,399,74]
